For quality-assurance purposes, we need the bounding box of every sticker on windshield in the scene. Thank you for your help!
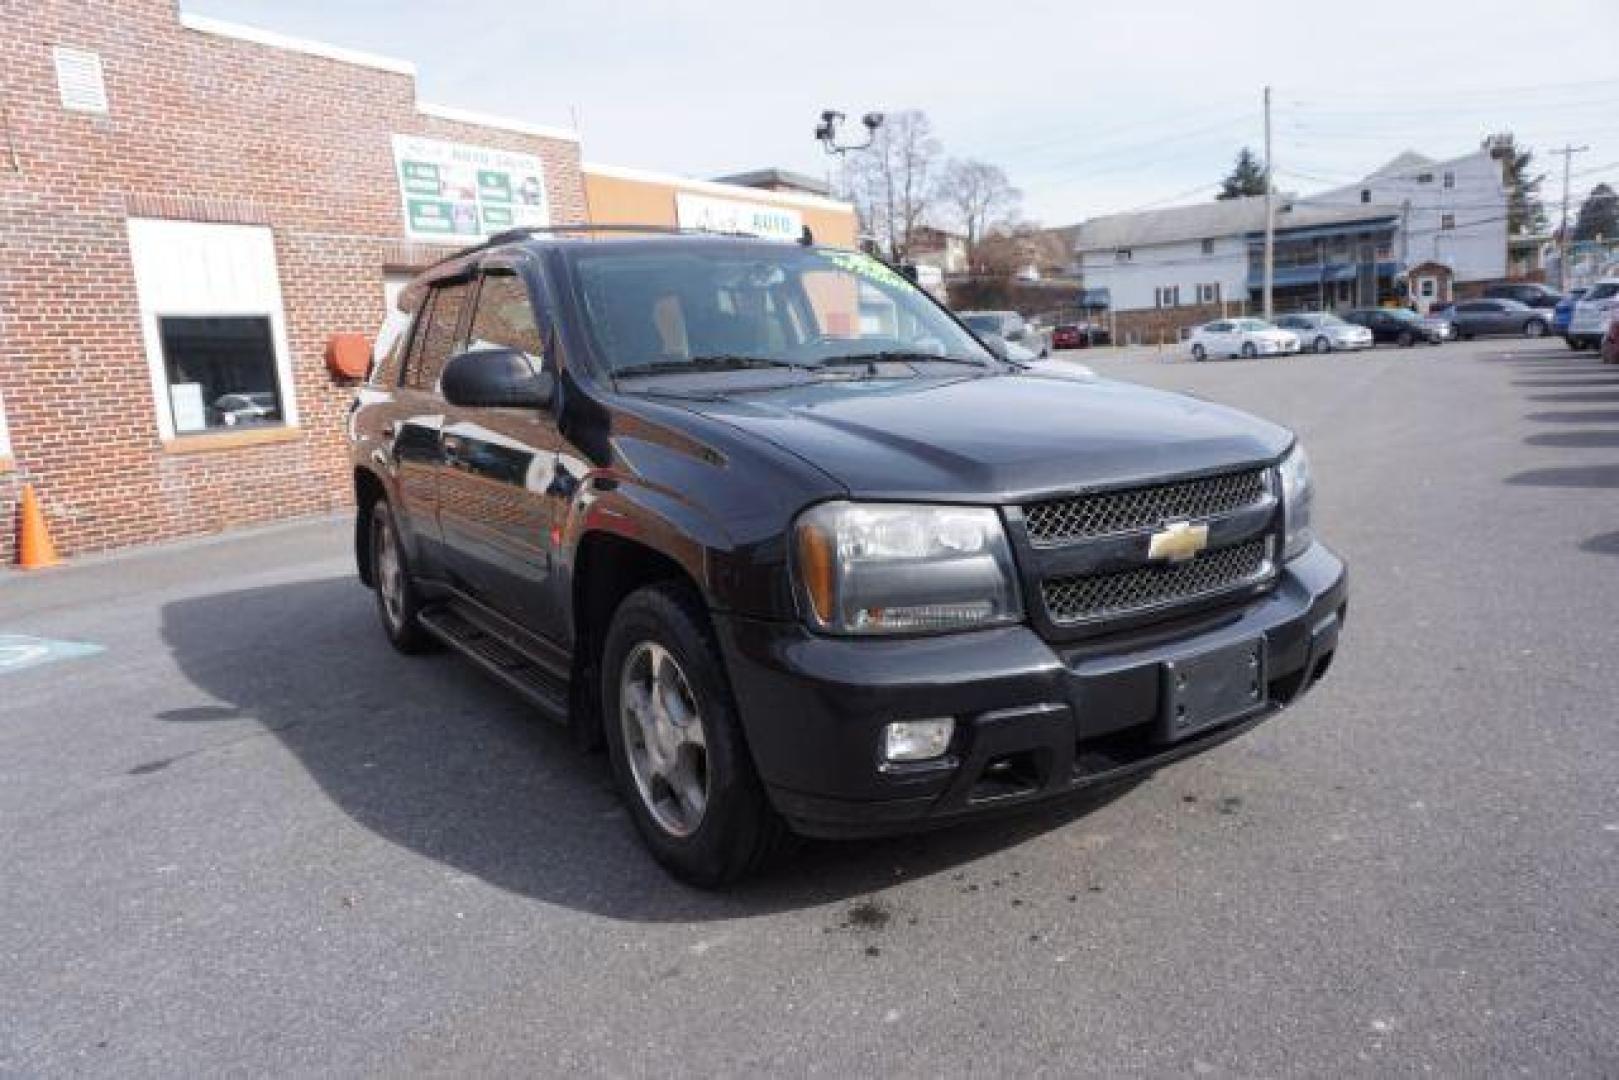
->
[819,251,911,291]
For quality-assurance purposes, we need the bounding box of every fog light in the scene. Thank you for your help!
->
[883,718,955,762]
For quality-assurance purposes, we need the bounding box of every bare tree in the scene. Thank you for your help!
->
[843,110,941,262]
[974,220,1044,280]
[935,158,1021,266]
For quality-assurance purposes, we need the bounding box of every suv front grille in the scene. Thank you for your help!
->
[1041,538,1273,626]
[1024,469,1269,546]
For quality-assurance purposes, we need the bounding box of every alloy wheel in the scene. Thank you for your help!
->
[375,518,405,630]
[619,641,710,837]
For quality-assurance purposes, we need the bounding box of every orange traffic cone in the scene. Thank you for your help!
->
[16,483,61,569]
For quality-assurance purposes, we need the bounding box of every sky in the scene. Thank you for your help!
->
[190,0,1619,228]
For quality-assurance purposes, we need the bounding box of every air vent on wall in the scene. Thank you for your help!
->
[53,46,108,114]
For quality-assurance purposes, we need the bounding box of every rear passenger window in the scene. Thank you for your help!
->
[402,281,470,390]
[467,270,545,364]
[372,292,422,386]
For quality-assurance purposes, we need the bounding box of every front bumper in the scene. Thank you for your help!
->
[716,543,1347,837]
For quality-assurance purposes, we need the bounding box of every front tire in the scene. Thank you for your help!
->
[1314,335,1331,354]
[1525,319,1547,338]
[602,583,783,886]
[1397,330,1415,347]
[1240,341,1257,359]
[1191,343,1207,362]
[370,499,435,654]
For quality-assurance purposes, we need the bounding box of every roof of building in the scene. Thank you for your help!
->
[1368,150,1437,178]
[1074,195,1399,252]
[710,168,832,197]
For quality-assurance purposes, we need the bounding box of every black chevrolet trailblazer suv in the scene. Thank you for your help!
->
[350,228,1347,885]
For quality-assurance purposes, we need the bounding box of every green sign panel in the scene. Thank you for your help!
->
[390,134,550,243]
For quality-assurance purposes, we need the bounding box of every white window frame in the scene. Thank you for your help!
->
[125,219,298,441]
[1441,214,1456,231]
[1197,283,1220,305]
[1155,285,1180,308]
[1443,171,1455,189]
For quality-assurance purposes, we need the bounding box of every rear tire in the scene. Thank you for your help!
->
[1240,341,1257,359]
[1525,319,1547,338]
[1398,330,1415,347]
[1314,335,1331,354]
[601,583,784,886]
[370,499,436,655]
[1191,344,1207,362]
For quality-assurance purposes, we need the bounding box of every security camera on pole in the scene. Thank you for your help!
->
[815,109,884,252]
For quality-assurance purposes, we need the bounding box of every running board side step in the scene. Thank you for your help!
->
[417,605,570,723]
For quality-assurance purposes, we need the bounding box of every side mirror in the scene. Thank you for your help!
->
[441,348,554,410]
[977,331,1012,361]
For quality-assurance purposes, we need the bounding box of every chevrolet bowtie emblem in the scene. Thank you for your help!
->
[1147,521,1209,563]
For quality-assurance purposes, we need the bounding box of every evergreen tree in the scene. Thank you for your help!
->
[1573,183,1618,242]
[1216,148,1268,200]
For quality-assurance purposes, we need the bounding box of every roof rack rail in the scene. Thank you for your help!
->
[426,222,792,271]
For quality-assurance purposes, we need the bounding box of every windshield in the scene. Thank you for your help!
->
[567,244,995,376]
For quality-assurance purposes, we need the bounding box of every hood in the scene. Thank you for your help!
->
[663,371,1291,502]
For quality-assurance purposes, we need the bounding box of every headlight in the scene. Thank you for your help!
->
[1277,443,1315,560]
[793,502,1023,635]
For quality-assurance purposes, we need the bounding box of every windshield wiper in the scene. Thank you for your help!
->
[819,351,992,369]
[614,355,818,379]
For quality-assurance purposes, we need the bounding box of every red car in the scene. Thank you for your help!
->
[1603,313,1619,365]
[1052,323,1087,349]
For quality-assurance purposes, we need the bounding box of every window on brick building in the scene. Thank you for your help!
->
[156,316,283,432]
[126,219,297,441]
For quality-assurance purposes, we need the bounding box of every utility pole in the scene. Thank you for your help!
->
[1551,143,1589,290]
[1262,85,1274,320]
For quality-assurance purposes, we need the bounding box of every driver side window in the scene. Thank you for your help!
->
[467,269,546,366]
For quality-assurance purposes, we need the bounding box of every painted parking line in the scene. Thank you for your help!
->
[0,634,104,674]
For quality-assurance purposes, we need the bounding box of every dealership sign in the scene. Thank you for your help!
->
[675,192,803,242]
[391,134,549,243]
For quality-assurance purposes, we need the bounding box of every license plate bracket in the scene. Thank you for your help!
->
[1159,637,1266,742]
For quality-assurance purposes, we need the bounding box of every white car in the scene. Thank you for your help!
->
[1188,318,1300,361]
[1273,313,1374,353]
[1567,279,1619,351]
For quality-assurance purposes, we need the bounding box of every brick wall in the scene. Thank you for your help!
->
[0,0,587,561]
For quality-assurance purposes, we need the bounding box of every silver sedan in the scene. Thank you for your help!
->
[1274,313,1375,353]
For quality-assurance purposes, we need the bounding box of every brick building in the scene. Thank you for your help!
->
[1,2,854,561]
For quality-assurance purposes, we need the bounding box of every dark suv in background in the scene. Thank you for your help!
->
[1483,282,1561,310]
[350,227,1346,884]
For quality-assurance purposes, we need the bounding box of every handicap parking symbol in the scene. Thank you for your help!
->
[0,634,103,674]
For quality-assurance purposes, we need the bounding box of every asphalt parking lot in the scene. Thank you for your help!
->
[3,337,1616,1075]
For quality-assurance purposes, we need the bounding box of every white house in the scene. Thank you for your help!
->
[1314,143,1509,285]
[1073,197,1264,313]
